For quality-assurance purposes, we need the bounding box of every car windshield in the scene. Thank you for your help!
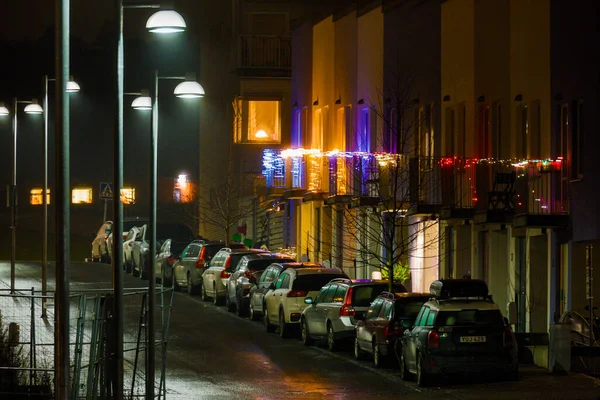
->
[247,258,294,272]
[436,309,505,327]
[393,298,430,320]
[292,274,347,291]
[352,284,407,307]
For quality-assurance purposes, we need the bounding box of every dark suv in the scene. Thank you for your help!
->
[300,278,408,352]
[354,291,430,367]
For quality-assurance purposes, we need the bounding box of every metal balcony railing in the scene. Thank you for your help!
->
[440,157,478,209]
[238,35,291,69]
[409,157,442,206]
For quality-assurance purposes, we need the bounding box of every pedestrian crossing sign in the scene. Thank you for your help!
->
[99,182,114,200]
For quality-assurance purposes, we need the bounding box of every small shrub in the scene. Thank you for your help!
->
[380,263,411,284]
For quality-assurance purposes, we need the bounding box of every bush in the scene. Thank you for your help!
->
[380,263,411,284]
[0,311,25,391]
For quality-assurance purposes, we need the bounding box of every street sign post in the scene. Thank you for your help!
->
[100,182,113,223]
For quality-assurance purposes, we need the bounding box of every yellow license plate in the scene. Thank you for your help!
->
[460,336,486,343]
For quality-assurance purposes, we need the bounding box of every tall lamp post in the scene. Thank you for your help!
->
[41,75,79,318]
[131,72,204,398]
[1,99,43,294]
[114,4,187,398]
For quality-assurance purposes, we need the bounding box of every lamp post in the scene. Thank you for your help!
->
[2,99,43,294]
[41,75,79,318]
[131,72,203,397]
[114,4,187,398]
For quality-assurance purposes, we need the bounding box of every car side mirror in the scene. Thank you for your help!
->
[304,297,313,305]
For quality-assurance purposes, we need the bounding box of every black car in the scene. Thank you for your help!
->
[400,279,518,386]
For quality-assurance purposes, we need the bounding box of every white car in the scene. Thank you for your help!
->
[263,267,348,338]
[123,226,142,273]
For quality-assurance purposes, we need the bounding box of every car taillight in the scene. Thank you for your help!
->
[503,328,515,348]
[220,269,231,279]
[428,330,440,349]
[339,287,355,316]
[287,290,308,297]
[167,256,177,266]
[244,270,254,280]
[195,258,205,269]
[384,321,401,338]
[122,233,127,240]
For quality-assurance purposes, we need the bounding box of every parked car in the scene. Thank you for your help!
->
[131,222,196,279]
[400,279,518,386]
[173,241,246,294]
[263,266,349,338]
[300,278,408,352]
[354,291,429,367]
[155,238,193,286]
[248,262,322,322]
[200,247,266,304]
[123,226,143,273]
[225,253,295,316]
[91,221,113,263]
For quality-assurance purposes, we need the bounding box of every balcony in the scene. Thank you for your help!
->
[409,157,442,215]
[439,157,478,219]
[238,35,291,77]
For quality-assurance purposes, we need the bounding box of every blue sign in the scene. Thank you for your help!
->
[99,182,114,200]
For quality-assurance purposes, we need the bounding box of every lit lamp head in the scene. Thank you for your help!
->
[174,80,205,99]
[24,99,43,114]
[66,76,80,93]
[0,103,8,116]
[255,130,268,139]
[131,91,152,111]
[146,10,186,34]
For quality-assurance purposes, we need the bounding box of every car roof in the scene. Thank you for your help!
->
[274,262,324,269]
[225,248,266,255]
[242,253,295,261]
[293,267,345,276]
[327,278,407,287]
[425,299,500,311]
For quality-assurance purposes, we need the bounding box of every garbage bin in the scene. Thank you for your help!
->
[549,323,571,374]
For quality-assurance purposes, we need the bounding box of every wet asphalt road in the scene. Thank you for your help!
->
[1,261,599,399]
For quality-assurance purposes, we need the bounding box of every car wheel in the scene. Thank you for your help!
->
[235,293,245,317]
[399,348,414,381]
[200,281,209,301]
[213,284,222,305]
[301,318,314,346]
[417,353,431,387]
[373,340,385,368]
[249,301,258,321]
[263,304,275,333]
[225,291,235,312]
[187,273,197,295]
[279,309,289,339]
[327,323,337,352]
[354,337,365,360]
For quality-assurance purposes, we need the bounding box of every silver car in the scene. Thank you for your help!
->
[225,253,294,316]
[301,279,407,351]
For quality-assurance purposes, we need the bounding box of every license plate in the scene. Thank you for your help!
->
[460,336,486,343]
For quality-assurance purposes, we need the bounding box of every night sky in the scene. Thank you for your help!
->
[0,0,202,198]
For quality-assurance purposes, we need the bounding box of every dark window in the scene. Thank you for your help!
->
[275,273,287,289]
[417,308,431,327]
[435,309,504,327]
[393,297,430,321]
[366,298,384,320]
[425,310,437,326]
[314,286,329,304]
[188,244,200,258]
[247,258,293,272]
[381,301,393,319]
[281,274,291,289]
[291,274,347,292]
[333,286,347,303]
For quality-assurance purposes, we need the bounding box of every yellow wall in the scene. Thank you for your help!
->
[312,17,335,151]
[509,0,551,158]
[441,0,475,157]
[357,7,383,152]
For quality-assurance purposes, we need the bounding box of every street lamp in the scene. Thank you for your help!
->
[131,71,203,395]
[41,75,79,318]
[2,99,43,294]
[113,3,187,398]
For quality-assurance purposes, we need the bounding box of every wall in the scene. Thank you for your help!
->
[312,16,335,150]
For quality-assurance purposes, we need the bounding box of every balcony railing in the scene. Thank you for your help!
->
[440,157,478,209]
[238,35,291,70]
[409,157,442,206]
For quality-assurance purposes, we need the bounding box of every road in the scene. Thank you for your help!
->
[0,261,599,399]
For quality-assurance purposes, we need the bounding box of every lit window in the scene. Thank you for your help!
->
[234,97,281,144]
[30,189,50,205]
[72,188,92,204]
[121,188,135,204]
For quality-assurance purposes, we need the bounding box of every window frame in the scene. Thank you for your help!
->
[233,96,282,145]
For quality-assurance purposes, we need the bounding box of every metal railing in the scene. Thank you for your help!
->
[238,35,291,69]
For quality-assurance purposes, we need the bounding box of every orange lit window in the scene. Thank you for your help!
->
[121,188,136,204]
[174,174,196,203]
[30,189,50,205]
[71,188,92,204]
[234,97,281,144]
